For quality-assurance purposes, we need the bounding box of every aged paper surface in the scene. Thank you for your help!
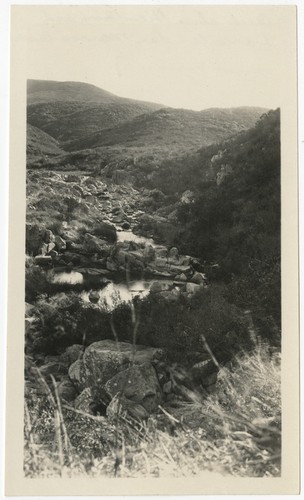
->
[5,4,299,495]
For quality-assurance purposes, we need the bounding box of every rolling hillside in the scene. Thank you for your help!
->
[64,106,267,153]
[27,124,65,159]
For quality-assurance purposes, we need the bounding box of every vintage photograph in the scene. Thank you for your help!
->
[5,4,299,493]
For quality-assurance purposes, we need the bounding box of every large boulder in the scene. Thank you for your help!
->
[93,221,117,242]
[84,233,109,254]
[105,363,162,413]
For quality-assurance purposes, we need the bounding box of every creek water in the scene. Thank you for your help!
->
[116,229,154,247]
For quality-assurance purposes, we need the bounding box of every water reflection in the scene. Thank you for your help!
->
[81,280,151,310]
[116,230,154,246]
[52,271,84,284]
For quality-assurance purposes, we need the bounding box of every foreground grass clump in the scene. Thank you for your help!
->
[24,343,281,478]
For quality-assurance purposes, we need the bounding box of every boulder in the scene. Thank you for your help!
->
[57,378,78,402]
[191,360,218,387]
[106,258,118,272]
[89,290,100,304]
[143,244,155,263]
[168,247,179,261]
[34,255,52,266]
[106,394,149,421]
[159,289,180,302]
[191,272,207,285]
[55,235,66,252]
[39,361,68,380]
[81,340,165,402]
[185,282,201,295]
[61,344,84,365]
[84,233,109,253]
[154,246,168,259]
[68,359,88,392]
[74,388,95,414]
[121,222,131,230]
[150,281,170,294]
[93,221,117,242]
[174,273,187,282]
[105,363,162,413]
[44,229,55,243]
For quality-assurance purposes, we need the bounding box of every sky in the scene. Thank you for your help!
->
[15,5,296,110]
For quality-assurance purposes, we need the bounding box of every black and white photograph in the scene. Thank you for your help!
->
[4,3,300,495]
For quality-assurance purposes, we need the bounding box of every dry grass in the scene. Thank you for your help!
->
[24,341,281,478]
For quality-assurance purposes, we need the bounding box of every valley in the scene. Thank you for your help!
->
[24,79,281,479]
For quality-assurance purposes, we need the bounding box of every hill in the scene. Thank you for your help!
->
[64,106,267,154]
[27,79,162,143]
[26,124,64,159]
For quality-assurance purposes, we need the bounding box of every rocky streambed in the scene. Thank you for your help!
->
[25,170,217,421]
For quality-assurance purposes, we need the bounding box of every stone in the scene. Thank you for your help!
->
[143,244,155,263]
[191,360,218,387]
[106,258,118,272]
[121,222,131,230]
[185,282,201,295]
[163,381,172,394]
[46,242,56,254]
[93,221,117,242]
[57,378,78,402]
[106,394,149,421]
[89,290,100,304]
[34,255,52,265]
[68,359,88,392]
[174,273,187,282]
[191,272,207,285]
[74,388,94,414]
[39,361,68,380]
[154,246,168,259]
[44,229,55,243]
[168,247,179,261]
[81,340,165,402]
[159,289,180,302]
[150,281,170,294]
[55,235,66,252]
[62,344,84,365]
[84,233,109,253]
[104,363,162,413]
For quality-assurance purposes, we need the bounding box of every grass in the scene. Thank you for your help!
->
[24,341,281,478]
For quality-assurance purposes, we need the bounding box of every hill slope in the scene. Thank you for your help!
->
[64,106,267,153]
[26,124,65,159]
[27,79,162,143]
